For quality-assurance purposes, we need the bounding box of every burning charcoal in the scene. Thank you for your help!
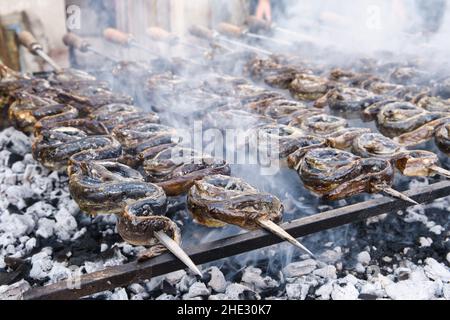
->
[0,258,31,286]
[384,273,438,300]
[315,281,334,300]
[206,267,227,293]
[225,283,260,300]
[282,259,317,279]
[423,258,450,282]
[156,293,178,300]
[165,270,187,286]
[161,279,177,296]
[110,288,128,300]
[29,249,54,280]
[285,282,310,300]
[241,267,278,292]
[0,279,31,300]
[0,128,31,156]
[330,282,360,300]
[208,294,230,300]
[182,282,210,299]
[313,265,337,279]
[177,273,198,293]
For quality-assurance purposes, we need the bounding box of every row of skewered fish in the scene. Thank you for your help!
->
[239,55,450,156]
[61,28,450,202]
[0,56,316,273]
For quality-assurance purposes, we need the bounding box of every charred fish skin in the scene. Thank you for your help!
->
[394,116,450,147]
[89,103,160,132]
[112,122,181,168]
[187,175,283,230]
[290,114,348,136]
[319,87,382,113]
[299,148,363,195]
[143,147,231,197]
[352,133,403,159]
[395,150,443,177]
[32,127,122,172]
[324,158,394,201]
[248,124,307,161]
[289,74,332,101]
[435,123,450,155]
[69,161,167,216]
[299,148,397,201]
[69,161,182,256]
[376,102,446,138]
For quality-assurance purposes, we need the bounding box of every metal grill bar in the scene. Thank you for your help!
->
[23,180,450,300]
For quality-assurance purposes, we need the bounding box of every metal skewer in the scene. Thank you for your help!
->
[63,32,120,63]
[17,31,63,73]
[189,25,272,56]
[104,28,207,69]
[217,22,292,47]
[146,27,209,53]
[246,16,331,45]
[103,28,159,57]
[256,219,316,258]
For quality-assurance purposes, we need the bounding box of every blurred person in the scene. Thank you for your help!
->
[251,0,289,23]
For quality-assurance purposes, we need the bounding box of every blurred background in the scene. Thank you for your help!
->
[1,0,449,72]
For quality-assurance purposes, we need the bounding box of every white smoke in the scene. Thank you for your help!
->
[276,0,449,58]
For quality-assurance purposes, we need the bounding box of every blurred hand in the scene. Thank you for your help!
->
[256,0,272,22]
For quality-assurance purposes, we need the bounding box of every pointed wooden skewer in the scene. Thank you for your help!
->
[257,219,316,259]
[377,185,418,205]
[154,231,203,277]
[431,165,450,179]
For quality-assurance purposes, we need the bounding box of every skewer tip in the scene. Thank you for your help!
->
[154,231,202,277]
[257,219,316,259]
[431,165,450,179]
[380,186,419,205]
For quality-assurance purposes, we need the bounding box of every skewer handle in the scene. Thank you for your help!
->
[189,25,215,40]
[217,22,244,38]
[246,16,272,33]
[146,27,177,43]
[17,31,42,54]
[63,33,89,52]
[103,28,132,46]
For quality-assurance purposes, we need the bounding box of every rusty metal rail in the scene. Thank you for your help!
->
[23,180,450,300]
